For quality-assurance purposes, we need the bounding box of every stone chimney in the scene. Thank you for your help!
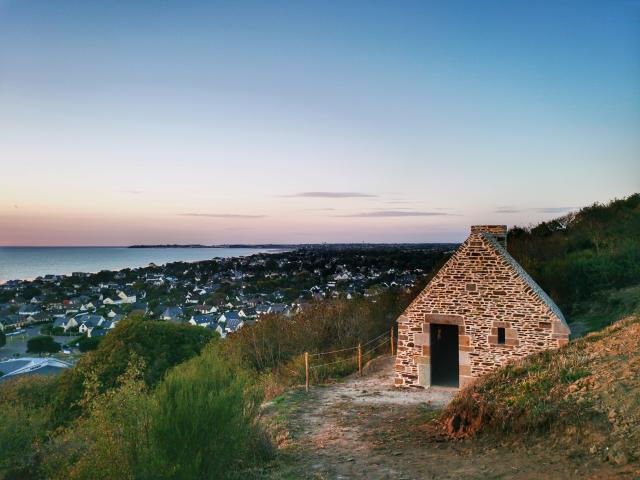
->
[471,225,507,249]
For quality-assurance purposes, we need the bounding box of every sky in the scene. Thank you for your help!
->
[0,0,638,245]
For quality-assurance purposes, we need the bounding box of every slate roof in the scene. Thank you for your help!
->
[225,317,243,332]
[192,314,214,325]
[1,314,20,326]
[480,233,569,330]
[53,318,67,328]
[255,304,270,314]
[130,302,148,312]
[78,314,105,327]
[270,303,287,314]
[220,311,240,321]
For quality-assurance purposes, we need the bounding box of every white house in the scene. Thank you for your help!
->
[117,291,137,304]
[189,314,215,328]
[102,296,122,306]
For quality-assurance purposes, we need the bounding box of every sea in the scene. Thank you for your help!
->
[0,247,276,282]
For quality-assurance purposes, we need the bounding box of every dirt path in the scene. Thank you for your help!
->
[263,355,635,479]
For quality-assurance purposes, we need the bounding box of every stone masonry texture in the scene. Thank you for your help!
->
[395,225,571,389]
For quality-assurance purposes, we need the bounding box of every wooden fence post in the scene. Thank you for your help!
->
[390,327,395,356]
[305,352,309,392]
[358,343,362,376]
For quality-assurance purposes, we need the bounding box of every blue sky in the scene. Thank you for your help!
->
[0,0,638,245]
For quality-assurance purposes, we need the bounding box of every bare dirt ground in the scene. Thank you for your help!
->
[262,355,637,479]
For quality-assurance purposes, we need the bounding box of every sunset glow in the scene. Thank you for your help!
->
[1,1,638,245]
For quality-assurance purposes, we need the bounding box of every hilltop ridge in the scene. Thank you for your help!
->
[508,193,640,333]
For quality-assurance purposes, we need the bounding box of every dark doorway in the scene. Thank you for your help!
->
[430,324,459,387]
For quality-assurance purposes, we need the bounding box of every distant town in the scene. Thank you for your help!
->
[0,245,454,373]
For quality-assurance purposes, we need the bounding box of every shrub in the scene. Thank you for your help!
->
[224,287,415,373]
[51,315,215,426]
[42,345,269,480]
[27,335,61,354]
[39,323,54,335]
[77,335,101,352]
[0,375,59,479]
[42,360,160,480]
[152,342,270,479]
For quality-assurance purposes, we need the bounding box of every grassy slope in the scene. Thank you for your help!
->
[443,312,640,466]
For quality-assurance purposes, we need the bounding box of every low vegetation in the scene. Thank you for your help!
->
[76,335,101,352]
[0,287,418,479]
[26,335,61,354]
[51,315,215,426]
[0,329,266,480]
[222,285,421,397]
[0,375,58,478]
[443,312,640,465]
[152,344,269,479]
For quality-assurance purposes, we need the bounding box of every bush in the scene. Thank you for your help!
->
[225,287,415,373]
[39,323,54,335]
[77,335,101,352]
[43,346,269,480]
[27,335,61,354]
[42,361,160,480]
[221,286,421,397]
[152,342,270,479]
[0,375,59,478]
[51,315,215,426]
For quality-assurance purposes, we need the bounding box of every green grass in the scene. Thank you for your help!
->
[444,334,601,435]
[568,284,640,335]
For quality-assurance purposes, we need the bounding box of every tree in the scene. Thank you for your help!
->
[0,331,5,348]
[77,335,101,353]
[27,336,61,355]
[40,323,54,336]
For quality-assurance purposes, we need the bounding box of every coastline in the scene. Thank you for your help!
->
[0,247,285,284]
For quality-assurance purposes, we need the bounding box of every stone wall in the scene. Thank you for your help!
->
[395,228,570,388]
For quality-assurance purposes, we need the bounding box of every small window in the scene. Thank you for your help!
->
[497,327,506,344]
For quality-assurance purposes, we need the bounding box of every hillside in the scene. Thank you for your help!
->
[262,196,640,478]
[444,313,640,469]
[507,193,640,334]
[1,194,638,479]
[261,315,640,479]
[508,193,640,336]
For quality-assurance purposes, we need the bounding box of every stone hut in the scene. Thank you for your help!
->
[395,225,570,389]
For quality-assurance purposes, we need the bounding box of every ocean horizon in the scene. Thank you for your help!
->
[0,246,276,282]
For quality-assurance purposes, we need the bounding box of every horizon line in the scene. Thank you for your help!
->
[0,241,462,248]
